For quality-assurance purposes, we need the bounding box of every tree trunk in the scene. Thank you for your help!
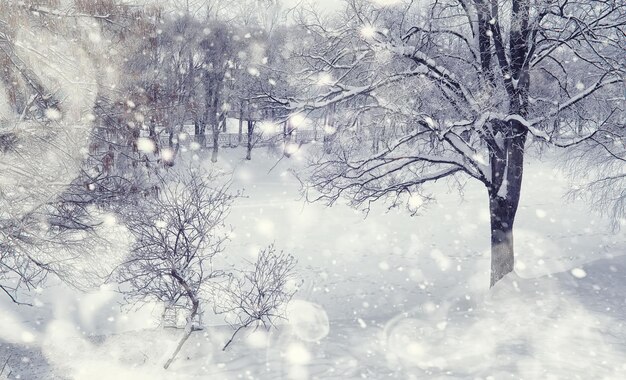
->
[211,115,221,163]
[211,127,219,162]
[481,0,529,286]
[165,127,179,167]
[323,104,336,154]
[163,301,198,369]
[195,123,206,149]
[488,193,515,287]
[487,120,527,287]
[246,120,253,160]
[194,121,205,148]
[238,103,244,145]
[222,320,254,351]
[164,271,200,369]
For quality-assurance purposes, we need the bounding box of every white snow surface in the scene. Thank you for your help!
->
[1,147,625,379]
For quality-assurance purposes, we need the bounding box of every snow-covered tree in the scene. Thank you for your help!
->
[276,0,625,286]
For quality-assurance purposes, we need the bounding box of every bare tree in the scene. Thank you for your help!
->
[113,167,235,369]
[0,0,107,302]
[266,0,625,286]
[566,123,625,231]
[0,203,98,304]
[198,21,236,162]
[215,245,300,351]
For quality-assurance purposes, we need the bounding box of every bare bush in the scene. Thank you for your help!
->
[113,166,235,369]
[216,245,300,351]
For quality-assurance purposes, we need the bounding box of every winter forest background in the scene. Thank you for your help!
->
[0,0,625,378]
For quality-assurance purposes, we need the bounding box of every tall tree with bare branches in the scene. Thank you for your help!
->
[265,0,625,286]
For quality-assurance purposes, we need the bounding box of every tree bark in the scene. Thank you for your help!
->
[211,127,219,163]
[323,103,336,154]
[238,104,244,146]
[246,119,253,160]
[488,193,515,287]
[165,127,179,167]
[194,121,206,149]
[487,120,527,287]
[482,0,530,287]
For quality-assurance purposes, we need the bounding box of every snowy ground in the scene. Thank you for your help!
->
[1,146,625,379]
